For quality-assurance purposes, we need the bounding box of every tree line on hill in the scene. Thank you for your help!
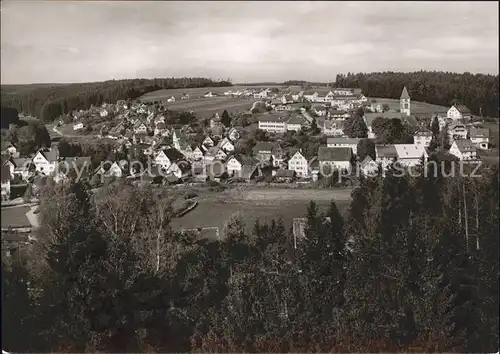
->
[333,71,499,117]
[3,159,498,352]
[1,78,232,123]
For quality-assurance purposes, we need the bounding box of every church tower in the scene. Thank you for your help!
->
[400,86,411,116]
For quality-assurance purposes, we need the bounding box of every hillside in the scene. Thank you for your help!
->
[334,71,499,117]
[1,77,232,122]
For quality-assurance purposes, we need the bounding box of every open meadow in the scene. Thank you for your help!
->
[369,97,449,114]
[139,85,301,119]
[169,187,353,235]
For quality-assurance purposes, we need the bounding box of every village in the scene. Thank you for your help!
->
[0,85,495,203]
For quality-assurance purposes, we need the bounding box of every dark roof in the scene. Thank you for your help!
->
[253,142,280,154]
[400,86,410,99]
[317,147,352,162]
[469,127,490,138]
[454,104,471,114]
[455,139,476,152]
[376,144,398,158]
[164,148,185,161]
[326,137,360,145]
[275,169,295,178]
[287,115,305,125]
[38,149,59,162]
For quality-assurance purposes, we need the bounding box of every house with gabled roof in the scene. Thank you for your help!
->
[133,120,148,134]
[227,127,240,142]
[449,139,479,162]
[226,155,258,176]
[94,161,125,178]
[317,147,353,174]
[448,122,468,142]
[447,104,472,120]
[202,136,215,148]
[360,156,379,177]
[323,119,345,136]
[204,146,227,162]
[288,149,309,177]
[413,130,433,147]
[192,146,205,161]
[469,127,490,150]
[155,150,172,170]
[181,93,190,100]
[218,137,235,152]
[32,148,59,175]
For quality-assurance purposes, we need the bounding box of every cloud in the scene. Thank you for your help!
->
[0,1,498,84]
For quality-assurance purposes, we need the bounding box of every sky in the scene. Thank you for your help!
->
[1,1,498,84]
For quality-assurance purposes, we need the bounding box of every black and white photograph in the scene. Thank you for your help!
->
[1,1,499,352]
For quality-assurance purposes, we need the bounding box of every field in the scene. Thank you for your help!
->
[169,187,352,235]
[1,206,31,228]
[139,85,297,119]
[369,97,449,114]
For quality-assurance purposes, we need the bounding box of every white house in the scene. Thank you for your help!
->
[359,156,379,177]
[202,136,215,148]
[167,96,175,103]
[326,137,360,155]
[394,144,428,167]
[1,165,11,201]
[448,123,468,142]
[218,137,235,152]
[254,90,269,99]
[181,93,190,100]
[3,158,31,181]
[447,105,472,120]
[100,109,109,117]
[155,151,172,170]
[469,127,490,150]
[227,127,240,142]
[204,92,215,98]
[449,139,479,161]
[192,146,205,161]
[317,147,353,174]
[32,150,58,175]
[413,130,433,147]
[134,121,148,134]
[323,120,345,136]
[73,122,84,131]
[257,115,287,133]
[226,156,243,175]
[288,150,309,177]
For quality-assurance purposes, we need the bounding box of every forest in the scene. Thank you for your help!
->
[334,71,499,117]
[3,159,498,353]
[0,78,232,123]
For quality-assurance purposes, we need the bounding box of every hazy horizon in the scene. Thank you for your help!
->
[1,1,498,85]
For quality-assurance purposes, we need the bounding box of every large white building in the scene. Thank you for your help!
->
[288,150,309,177]
[447,105,472,120]
[257,115,288,133]
[393,144,428,167]
[469,127,490,150]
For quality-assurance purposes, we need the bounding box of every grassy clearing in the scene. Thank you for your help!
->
[1,206,31,228]
[169,187,352,234]
[140,85,291,102]
[369,97,449,114]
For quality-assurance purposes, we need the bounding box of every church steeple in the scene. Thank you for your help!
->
[400,86,411,116]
